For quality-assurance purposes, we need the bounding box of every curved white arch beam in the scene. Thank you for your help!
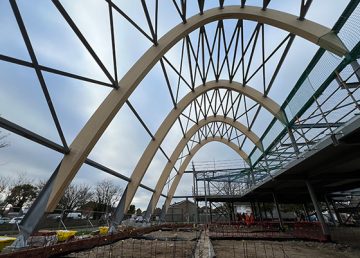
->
[142,115,255,221]
[160,136,244,220]
[111,78,285,223]
[46,6,347,211]
[108,79,279,226]
[111,115,252,225]
[112,80,280,219]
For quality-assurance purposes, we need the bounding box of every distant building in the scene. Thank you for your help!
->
[165,199,198,223]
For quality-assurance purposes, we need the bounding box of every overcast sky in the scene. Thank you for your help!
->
[0,0,350,209]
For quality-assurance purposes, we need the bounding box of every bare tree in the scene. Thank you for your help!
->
[94,179,122,218]
[0,135,8,148]
[0,128,9,201]
[0,176,11,214]
[57,184,93,212]
[11,171,33,187]
[0,175,10,195]
[0,126,9,149]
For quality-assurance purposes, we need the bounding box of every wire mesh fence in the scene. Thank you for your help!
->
[65,229,200,258]
[0,208,117,236]
[208,222,327,242]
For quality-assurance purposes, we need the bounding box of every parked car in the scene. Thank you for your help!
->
[135,216,144,223]
[66,212,82,219]
[46,214,61,220]
[0,217,11,224]
[9,216,24,224]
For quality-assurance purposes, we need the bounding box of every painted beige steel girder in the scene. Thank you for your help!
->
[146,116,255,218]
[162,136,242,216]
[46,6,347,211]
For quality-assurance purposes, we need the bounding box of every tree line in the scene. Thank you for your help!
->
[0,173,123,217]
[0,132,146,219]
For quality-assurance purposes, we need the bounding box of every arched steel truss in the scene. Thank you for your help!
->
[110,80,282,225]
[2,0,359,246]
[45,4,347,214]
[159,136,240,220]
[142,116,257,222]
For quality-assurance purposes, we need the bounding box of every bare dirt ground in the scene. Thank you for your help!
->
[144,229,200,240]
[64,229,360,258]
[66,230,198,258]
[212,240,360,258]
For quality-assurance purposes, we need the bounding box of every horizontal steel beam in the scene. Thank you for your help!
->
[293,122,344,129]
[185,167,250,174]
[340,82,360,89]
[0,117,161,196]
[0,116,66,154]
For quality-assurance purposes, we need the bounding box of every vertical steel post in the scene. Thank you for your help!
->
[195,201,199,224]
[303,203,310,222]
[324,195,336,225]
[250,202,256,217]
[232,202,236,222]
[263,202,268,219]
[192,162,198,195]
[192,163,196,197]
[306,181,330,240]
[331,199,343,225]
[192,162,200,225]
[251,169,256,186]
[272,192,284,230]
[207,180,211,196]
[257,202,263,222]
[203,171,208,225]
[228,202,232,224]
[287,127,300,157]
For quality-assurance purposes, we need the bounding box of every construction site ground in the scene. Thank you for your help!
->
[212,240,360,258]
[65,229,199,257]
[1,225,360,257]
[64,229,360,258]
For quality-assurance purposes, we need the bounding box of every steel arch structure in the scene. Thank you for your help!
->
[142,115,257,223]
[109,81,283,226]
[0,0,359,247]
[45,4,347,214]
[159,136,244,220]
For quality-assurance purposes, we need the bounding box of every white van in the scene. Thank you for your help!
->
[66,212,82,219]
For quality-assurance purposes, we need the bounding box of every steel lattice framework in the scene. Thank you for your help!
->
[0,0,359,246]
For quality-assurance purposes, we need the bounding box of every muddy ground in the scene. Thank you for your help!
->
[66,230,198,258]
[212,240,360,258]
[65,229,360,258]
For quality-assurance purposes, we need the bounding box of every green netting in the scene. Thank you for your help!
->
[338,3,360,50]
[250,148,262,165]
[285,77,316,120]
[249,2,360,167]
[285,52,342,121]
[262,119,285,150]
